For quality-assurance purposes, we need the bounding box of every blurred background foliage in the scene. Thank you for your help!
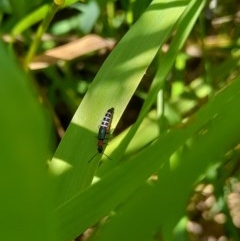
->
[1,0,240,240]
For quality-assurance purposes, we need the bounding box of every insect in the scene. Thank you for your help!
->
[88,107,114,162]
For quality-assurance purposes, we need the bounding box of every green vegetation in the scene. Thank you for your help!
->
[1,0,240,240]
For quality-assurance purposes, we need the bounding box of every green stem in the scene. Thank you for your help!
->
[24,2,62,71]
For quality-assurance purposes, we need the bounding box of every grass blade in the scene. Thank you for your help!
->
[49,0,187,207]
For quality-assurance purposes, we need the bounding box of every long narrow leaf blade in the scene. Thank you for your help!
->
[49,0,187,207]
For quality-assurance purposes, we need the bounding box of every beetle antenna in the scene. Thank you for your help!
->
[88,152,98,163]
[102,153,112,160]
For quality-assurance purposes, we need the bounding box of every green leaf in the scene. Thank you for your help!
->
[11,4,49,36]
[0,41,56,241]
[49,0,187,207]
